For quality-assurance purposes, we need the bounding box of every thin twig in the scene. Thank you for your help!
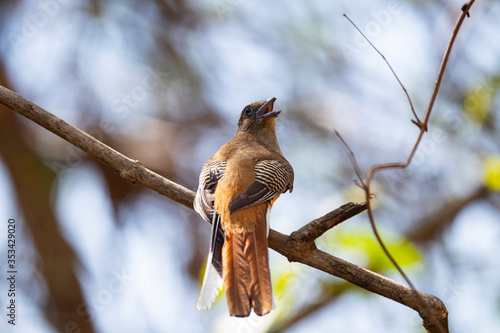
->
[343,14,421,126]
[335,130,420,291]
[340,2,475,332]
[365,0,475,182]
[333,129,366,188]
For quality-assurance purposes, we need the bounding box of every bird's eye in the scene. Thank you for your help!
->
[244,106,253,116]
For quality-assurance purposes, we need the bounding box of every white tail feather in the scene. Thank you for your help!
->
[197,252,223,310]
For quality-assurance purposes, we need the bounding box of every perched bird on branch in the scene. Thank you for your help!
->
[194,97,294,317]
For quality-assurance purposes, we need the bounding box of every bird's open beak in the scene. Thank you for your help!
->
[256,97,280,118]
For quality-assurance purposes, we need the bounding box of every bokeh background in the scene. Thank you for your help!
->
[1,0,499,332]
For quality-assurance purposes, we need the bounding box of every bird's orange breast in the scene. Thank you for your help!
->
[214,158,265,233]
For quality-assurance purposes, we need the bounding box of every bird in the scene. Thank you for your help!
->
[194,97,294,317]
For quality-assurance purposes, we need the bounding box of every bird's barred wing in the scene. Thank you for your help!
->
[194,159,226,223]
[229,160,294,214]
[195,159,226,310]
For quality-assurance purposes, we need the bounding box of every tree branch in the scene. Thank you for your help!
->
[269,230,448,332]
[290,202,367,242]
[0,85,194,209]
[0,85,447,331]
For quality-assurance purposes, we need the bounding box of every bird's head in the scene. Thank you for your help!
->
[236,97,280,136]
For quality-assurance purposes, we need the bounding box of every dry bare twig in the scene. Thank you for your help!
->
[337,1,475,332]
[0,83,447,331]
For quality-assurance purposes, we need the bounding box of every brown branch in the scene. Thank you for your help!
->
[269,230,448,333]
[365,0,475,183]
[0,84,448,331]
[290,202,367,242]
[0,85,195,209]
[343,14,420,125]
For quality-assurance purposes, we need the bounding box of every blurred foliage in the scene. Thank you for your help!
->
[323,224,422,272]
[463,75,500,125]
[483,155,500,191]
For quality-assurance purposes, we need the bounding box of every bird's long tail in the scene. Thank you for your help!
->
[223,206,273,317]
[197,214,224,310]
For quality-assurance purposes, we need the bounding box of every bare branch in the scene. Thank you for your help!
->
[0,85,195,209]
[333,129,366,189]
[343,14,420,125]
[365,0,475,183]
[269,230,448,333]
[290,202,367,243]
[0,84,447,331]
[337,2,475,332]
[421,0,475,127]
